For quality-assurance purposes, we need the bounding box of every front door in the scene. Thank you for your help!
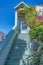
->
[21,19,27,33]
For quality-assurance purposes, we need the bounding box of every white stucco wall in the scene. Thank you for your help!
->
[36,6,43,15]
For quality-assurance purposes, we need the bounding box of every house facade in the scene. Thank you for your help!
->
[0,1,43,65]
[12,2,30,33]
[12,2,43,32]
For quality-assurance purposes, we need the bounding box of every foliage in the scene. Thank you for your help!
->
[23,6,43,65]
[36,26,43,41]
[30,26,43,41]
[23,6,43,41]
[23,6,37,22]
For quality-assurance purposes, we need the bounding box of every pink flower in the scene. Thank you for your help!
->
[38,16,43,20]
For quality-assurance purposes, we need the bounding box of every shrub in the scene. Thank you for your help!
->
[29,26,43,41]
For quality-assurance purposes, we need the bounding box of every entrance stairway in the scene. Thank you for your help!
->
[5,33,32,65]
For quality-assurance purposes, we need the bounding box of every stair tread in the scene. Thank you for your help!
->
[5,33,30,65]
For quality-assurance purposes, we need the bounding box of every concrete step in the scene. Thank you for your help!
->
[5,33,30,65]
[18,33,29,42]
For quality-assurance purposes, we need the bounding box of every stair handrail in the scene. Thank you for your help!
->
[0,25,18,54]
[0,25,18,65]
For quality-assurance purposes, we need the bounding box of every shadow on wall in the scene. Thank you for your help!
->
[5,38,27,65]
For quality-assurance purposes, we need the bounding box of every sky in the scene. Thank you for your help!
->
[0,0,43,34]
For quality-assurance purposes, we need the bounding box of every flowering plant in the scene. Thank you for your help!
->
[24,6,43,41]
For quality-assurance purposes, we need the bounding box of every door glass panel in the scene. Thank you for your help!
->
[22,20,27,30]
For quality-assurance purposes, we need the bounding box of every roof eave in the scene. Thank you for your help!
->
[14,1,29,9]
